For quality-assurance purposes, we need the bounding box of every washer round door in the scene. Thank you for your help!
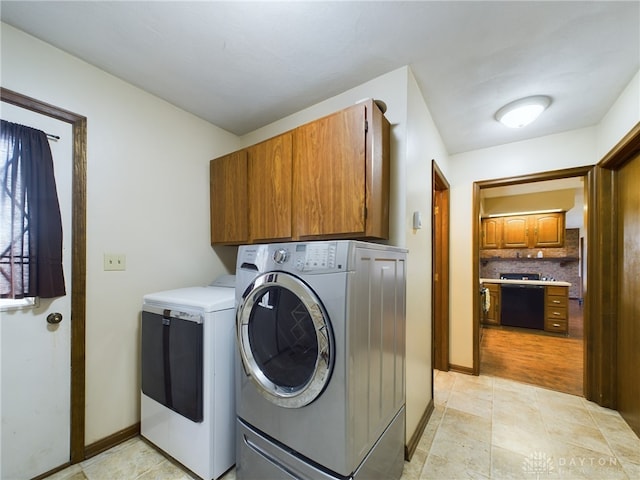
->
[237,271,334,408]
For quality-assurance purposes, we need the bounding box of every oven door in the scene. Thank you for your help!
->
[237,271,334,408]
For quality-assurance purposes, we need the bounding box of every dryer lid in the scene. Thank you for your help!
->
[143,286,234,312]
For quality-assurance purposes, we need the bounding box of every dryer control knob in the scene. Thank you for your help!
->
[273,248,289,264]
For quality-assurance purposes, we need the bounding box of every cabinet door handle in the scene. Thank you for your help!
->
[553,323,560,327]
[552,300,561,304]
[553,312,561,316]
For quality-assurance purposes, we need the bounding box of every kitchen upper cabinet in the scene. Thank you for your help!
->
[247,132,293,242]
[502,216,529,248]
[293,100,389,239]
[481,218,502,249]
[210,150,248,245]
[481,212,565,249]
[532,213,565,247]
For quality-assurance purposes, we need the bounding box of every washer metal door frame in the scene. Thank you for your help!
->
[237,271,334,408]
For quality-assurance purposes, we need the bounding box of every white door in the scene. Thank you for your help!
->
[1,104,73,479]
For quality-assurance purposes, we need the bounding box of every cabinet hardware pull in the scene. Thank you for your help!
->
[553,300,561,304]
[553,323,560,327]
[553,312,561,316]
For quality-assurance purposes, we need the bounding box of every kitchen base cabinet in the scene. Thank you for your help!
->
[545,285,569,334]
[482,283,501,325]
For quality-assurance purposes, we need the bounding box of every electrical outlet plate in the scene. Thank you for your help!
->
[104,253,126,271]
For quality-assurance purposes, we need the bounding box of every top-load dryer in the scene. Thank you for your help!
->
[234,241,407,480]
[141,275,236,480]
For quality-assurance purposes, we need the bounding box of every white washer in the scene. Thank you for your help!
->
[141,276,235,480]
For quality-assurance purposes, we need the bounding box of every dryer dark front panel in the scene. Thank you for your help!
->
[141,311,203,422]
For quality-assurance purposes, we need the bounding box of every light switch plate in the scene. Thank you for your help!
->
[104,253,126,271]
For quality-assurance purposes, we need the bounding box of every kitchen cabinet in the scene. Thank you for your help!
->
[482,282,501,325]
[531,213,565,247]
[247,132,293,242]
[481,212,565,249]
[502,216,529,248]
[209,150,248,244]
[293,100,389,239]
[481,218,502,249]
[210,99,389,245]
[544,285,569,334]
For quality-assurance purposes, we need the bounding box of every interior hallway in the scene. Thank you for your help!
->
[44,369,639,480]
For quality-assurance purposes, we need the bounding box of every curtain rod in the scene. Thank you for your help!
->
[46,133,60,141]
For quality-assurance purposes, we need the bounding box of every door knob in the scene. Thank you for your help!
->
[47,312,63,324]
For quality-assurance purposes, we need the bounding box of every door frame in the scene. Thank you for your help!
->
[1,88,87,464]
[471,165,592,379]
[590,121,640,412]
[432,160,450,372]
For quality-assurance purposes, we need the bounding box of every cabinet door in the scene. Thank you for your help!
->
[502,216,529,248]
[210,150,248,244]
[483,283,501,325]
[293,103,366,238]
[481,218,502,249]
[247,132,293,242]
[532,213,565,247]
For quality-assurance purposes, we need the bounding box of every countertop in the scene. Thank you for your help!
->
[480,278,571,287]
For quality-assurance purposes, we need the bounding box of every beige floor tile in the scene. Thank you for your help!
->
[43,371,640,480]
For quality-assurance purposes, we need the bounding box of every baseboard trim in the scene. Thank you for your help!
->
[404,398,434,461]
[84,423,140,460]
[449,363,475,375]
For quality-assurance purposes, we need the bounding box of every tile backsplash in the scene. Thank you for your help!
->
[481,229,581,298]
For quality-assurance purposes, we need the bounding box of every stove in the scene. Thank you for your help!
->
[500,273,540,281]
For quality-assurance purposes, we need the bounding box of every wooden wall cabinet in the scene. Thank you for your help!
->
[481,212,565,249]
[210,100,390,245]
[481,218,502,249]
[482,282,501,325]
[293,100,389,239]
[544,285,569,334]
[209,150,248,245]
[247,132,293,242]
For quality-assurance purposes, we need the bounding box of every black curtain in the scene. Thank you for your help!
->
[0,119,66,298]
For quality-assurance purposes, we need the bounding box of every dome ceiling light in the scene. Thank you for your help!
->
[495,95,552,128]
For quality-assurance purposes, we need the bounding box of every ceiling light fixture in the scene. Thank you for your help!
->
[495,95,552,128]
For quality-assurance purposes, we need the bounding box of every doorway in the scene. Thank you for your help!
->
[432,160,450,372]
[472,166,592,396]
[1,88,87,475]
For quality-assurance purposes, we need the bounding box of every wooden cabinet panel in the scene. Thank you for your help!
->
[210,101,389,245]
[210,150,248,244]
[483,283,501,325]
[293,103,366,238]
[545,285,569,334]
[502,216,529,248]
[247,132,292,242]
[481,218,502,249]
[532,213,565,247]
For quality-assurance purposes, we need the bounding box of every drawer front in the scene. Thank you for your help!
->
[546,295,568,308]
[545,318,568,333]
[547,285,568,297]
[546,306,567,320]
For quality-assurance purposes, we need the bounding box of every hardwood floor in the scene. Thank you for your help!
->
[480,299,583,396]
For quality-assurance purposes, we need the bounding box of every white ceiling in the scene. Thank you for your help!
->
[1,1,639,154]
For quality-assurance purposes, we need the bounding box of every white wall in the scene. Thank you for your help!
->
[448,68,640,369]
[1,23,240,444]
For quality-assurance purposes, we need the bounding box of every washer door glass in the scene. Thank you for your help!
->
[237,272,334,408]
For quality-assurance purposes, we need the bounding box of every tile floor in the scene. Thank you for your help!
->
[46,370,640,480]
